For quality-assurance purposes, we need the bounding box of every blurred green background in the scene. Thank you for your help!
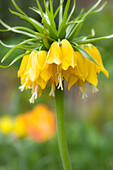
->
[0,0,113,169]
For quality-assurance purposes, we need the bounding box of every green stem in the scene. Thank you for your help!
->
[55,88,72,170]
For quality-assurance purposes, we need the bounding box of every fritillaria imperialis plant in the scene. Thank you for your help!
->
[0,0,113,169]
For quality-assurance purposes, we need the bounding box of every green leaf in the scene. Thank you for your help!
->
[1,38,36,62]
[58,0,70,32]
[66,8,84,38]
[14,26,41,38]
[9,9,44,33]
[0,20,41,38]
[36,0,57,39]
[36,0,44,18]
[68,0,102,41]
[74,45,100,67]
[49,0,56,29]
[59,0,63,27]
[92,1,107,14]
[0,40,14,48]
[0,52,31,68]
[30,7,50,25]
[74,36,87,42]
[54,0,64,19]
[67,0,76,22]
[43,0,56,29]
[42,20,57,39]
[58,19,84,39]
[11,0,27,16]
[75,35,113,44]
[0,40,41,50]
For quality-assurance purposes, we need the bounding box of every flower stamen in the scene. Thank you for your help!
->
[29,85,38,103]
[79,85,88,99]
[19,78,28,91]
[92,85,99,94]
[57,74,63,91]
[49,84,55,97]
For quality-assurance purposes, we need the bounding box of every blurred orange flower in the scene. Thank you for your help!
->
[14,104,56,142]
[24,105,56,142]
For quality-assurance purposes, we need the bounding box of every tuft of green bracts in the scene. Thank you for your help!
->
[0,0,113,68]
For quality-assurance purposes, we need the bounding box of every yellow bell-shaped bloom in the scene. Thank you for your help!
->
[18,50,48,103]
[76,44,109,87]
[47,39,75,70]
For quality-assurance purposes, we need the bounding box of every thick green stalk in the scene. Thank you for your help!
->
[55,88,72,170]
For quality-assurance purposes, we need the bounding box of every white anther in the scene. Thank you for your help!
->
[92,85,99,94]
[29,85,38,103]
[79,86,88,99]
[57,75,63,91]
[49,84,55,97]
[19,78,28,92]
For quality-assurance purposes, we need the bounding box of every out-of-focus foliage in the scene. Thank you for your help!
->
[0,120,113,170]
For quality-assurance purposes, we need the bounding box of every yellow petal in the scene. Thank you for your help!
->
[76,51,88,81]
[76,79,86,87]
[86,62,98,87]
[37,51,47,69]
[46,42,62,65]
[24,50,40,82]
[37,86,42,97]
[84,44,109,78]
[36,76,47,90]
[41,63,52,82]
[61,39,75,70]
[18,51,30,77]
[68,74,78,90]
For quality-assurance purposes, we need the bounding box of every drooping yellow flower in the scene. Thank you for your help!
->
[76,44,109,86]
[62,43,109,98]
[18,50,49,103]
[45,39,77,92]
[47,39,75,70]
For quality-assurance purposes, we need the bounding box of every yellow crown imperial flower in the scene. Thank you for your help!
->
[0,0,112,102]
[0,0,113,169]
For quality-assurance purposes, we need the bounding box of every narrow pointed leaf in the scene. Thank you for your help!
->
[58,19,84,39]
[59,0,70,32]
[0,40,15,48]
[59,0,63,27]
[30,7,50,24]
[68,0,102,40]
[9,9,44,33]
[67,0,76,22]
[1,38,36,62]
[75,35,113,44]
[11,0,27,16]
[49,0,56,29]
[93,1,107,14]
[54,0,64,19]
[0,52,31,68]
[36,0,44,18]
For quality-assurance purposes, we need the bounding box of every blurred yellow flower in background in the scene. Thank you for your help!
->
[13,114,28,138]
[0,116,13,134]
